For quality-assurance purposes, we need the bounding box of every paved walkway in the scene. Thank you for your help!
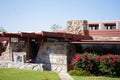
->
[58,73,74,80]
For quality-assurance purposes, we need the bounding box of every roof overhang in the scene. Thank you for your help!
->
[0,32,42,38]
[41,31,92,41]
[0,31,92,41]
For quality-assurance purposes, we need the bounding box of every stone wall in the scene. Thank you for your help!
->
[11,38,27,63]
[67,20,88,35]
[0,61,43,71]
[1,38,27,61]
[11,39,27,52]
[36,42,68,73]
[1,43,11,61]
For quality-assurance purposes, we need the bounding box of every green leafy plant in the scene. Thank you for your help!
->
[69,69,91,76]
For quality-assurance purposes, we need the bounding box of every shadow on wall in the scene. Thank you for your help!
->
[35,42,68,72]
[35,43,51,71]
[42,46,51,70]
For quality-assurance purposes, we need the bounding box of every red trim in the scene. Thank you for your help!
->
[72,35,92,41]
[0,32,42,38]
[0,30,120,42]
[1,32,20,37]
[42,31,73,39]
[88,20,120,25]
[88,30,120,37]
[21,32,42,38]
[0,37,9,42]
[42,31,92,41]
[70,40,120,44]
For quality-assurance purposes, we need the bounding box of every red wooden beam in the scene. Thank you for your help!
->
[0,32,43,38]
[2,32,21,37]
[0,37,10,42]
[42,31,73,39]
[21,32,42,38]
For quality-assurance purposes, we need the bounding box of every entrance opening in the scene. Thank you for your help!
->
[29,39,40,63]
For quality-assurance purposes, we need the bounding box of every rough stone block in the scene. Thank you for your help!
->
[67,20,88,35]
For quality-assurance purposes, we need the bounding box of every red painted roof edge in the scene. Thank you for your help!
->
[70,40,120,44]
[88,20,120,25]
[0,31,92,41]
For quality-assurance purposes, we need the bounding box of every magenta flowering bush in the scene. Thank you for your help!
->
[98,54,120,77]
[71,53,99,75]
[71,53,120,77]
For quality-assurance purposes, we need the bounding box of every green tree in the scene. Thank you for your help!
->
[0,27,7,32]
[50,24,62,31]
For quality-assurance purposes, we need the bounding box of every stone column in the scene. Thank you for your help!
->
[87,25,89,30]
[99,23,105,30]
[67,20,88,35]
[2,42,11,61]
[116,22,120,29]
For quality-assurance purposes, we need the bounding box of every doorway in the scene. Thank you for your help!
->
[29,39,40,63]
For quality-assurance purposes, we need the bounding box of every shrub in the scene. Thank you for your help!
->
[71,53,120,77]
[69,69,91,76]
[71,53,99,75]
[98,54,120,77]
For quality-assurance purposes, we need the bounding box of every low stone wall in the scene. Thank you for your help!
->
[0,61,43,71]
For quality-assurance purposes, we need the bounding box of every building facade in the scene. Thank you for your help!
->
[0,20,120,72]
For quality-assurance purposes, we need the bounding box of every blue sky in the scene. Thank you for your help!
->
[0,0,120,32]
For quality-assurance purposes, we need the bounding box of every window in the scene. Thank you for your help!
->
[89,24,99,30]
[104,24,116,30]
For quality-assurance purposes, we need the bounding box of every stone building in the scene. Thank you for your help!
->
[0,20,120,72]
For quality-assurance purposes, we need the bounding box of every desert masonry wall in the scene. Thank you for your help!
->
[36,42,68,73]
